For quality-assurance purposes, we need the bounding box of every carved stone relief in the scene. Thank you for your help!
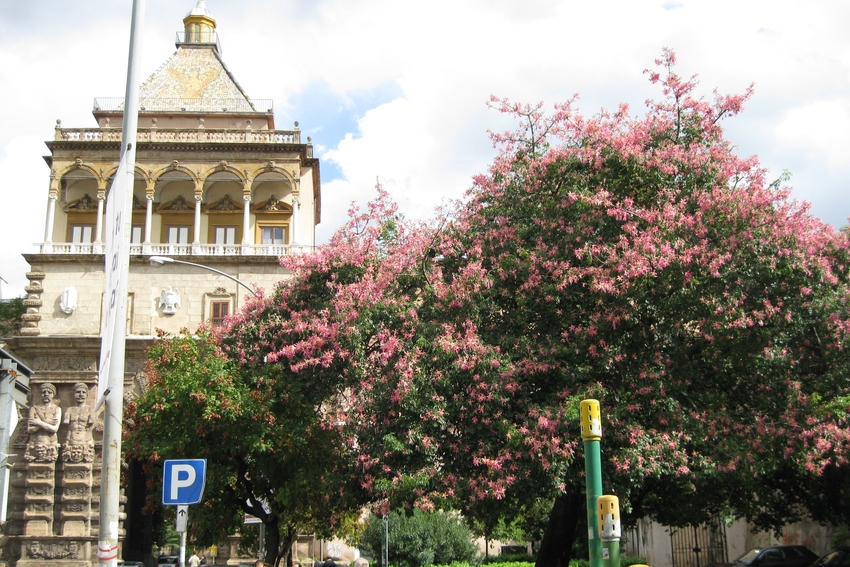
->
[30,356,97,372]
[61,383,96,464]
[26,539,82,559]
[24,383,61,463]
[158,287,181,315]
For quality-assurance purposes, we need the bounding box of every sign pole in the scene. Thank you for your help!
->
[580,400,603,567]
[176,504,188,565]
[97,0,144,565]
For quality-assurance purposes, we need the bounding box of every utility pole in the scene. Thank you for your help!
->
[97,0,145,564]
[580,400,603,567]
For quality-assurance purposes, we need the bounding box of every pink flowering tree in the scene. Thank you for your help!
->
[133,51,850,567]
[408,49,850,565]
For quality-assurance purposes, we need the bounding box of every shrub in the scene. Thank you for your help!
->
[359,510,478,567]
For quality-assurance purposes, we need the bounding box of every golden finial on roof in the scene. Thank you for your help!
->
[183,0,216,44]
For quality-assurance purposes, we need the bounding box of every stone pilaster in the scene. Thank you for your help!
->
[59,462,92,537]
[20,461,55,537]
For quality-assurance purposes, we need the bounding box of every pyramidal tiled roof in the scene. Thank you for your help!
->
[137,47,257,113]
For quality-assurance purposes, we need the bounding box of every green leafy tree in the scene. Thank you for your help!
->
[0,297,25,336]
[127,331,367,567]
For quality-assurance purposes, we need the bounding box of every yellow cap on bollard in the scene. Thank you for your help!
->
[598,495,621,541]
[580,399,602,441]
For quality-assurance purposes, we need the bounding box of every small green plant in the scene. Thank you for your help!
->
[830,526,850,548]
[359,510,478,567]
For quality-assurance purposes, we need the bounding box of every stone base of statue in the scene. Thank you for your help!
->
[14,537,91,567]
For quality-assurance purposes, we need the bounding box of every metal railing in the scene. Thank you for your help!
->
[94,97,274,113]
[175,31,222,53]
[55,126,301,145]
[36,242,315,256]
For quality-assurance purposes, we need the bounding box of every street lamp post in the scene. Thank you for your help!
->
[148,256,257,296]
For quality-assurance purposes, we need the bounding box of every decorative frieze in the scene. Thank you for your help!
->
[29,357,97,372]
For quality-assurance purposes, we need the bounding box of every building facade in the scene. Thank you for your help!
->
[1,2,319,564]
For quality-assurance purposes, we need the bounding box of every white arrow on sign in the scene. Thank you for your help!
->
[175,505,188,533]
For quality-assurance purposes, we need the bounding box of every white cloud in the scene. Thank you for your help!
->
[2,0,850,293]
[775,99,850,167]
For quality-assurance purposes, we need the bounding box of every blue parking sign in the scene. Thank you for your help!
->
[163,459,207,505]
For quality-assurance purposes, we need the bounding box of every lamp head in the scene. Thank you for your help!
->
[148,255,173,267]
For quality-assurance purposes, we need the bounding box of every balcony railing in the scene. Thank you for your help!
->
[94,97,274,114]
[175,31,222,53]
[36,243,315,256]
[54,126,301,145]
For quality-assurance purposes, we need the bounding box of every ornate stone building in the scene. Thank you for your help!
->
[1,1,320,564]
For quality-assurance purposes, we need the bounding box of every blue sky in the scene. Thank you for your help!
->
[1,0,849,298]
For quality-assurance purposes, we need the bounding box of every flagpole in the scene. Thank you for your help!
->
[98,0,145,564]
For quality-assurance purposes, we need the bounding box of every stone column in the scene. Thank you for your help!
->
[193,190,203,252]
[58,383,97,539]
[242,192,251,250]
[18,383,62,541]
[291,174,301,246]
[144,179,155,247]
[94,183,107,255]
[143,195,154,255]
[291,196,300,245]
[43,186,57,251]
[94,191,105,244]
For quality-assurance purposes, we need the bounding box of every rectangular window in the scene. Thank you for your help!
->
[167,226,190,244]
[131,225,143,244]
[211,300,230,327]
[261,226,286,245]
[214,226,237,245]
[70,225,94,244]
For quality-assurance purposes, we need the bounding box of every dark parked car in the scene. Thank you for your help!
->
[729,546,819,567]
[158,556,180,567]
[812,547,850,567]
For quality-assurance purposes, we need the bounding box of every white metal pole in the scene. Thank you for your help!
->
[98,0,145,564]
[0,369,12,522]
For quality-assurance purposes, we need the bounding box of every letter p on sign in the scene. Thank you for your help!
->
[163,459,206,505]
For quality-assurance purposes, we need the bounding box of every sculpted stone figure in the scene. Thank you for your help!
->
[159,286,181,315]
[25,383,62,462]
[62,383,96,463]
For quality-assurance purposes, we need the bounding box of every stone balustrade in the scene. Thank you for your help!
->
[35,242,315,256]
[54,127,301,145]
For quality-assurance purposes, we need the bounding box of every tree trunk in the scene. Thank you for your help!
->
[265,515,281,567]
[283,524,296,567]
[534,491,584,567]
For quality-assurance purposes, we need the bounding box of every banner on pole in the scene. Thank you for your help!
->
[97,151,133,400]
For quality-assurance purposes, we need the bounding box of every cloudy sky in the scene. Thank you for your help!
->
[1,0,848,298]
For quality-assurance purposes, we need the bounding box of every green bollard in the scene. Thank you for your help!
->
[581,400,603,567]
[598,495,621,567]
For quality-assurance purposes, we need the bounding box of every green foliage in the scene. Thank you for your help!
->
[830,526,850,548]
[127,331,367,567]
[0,298,25,336]
[359,510,478,567]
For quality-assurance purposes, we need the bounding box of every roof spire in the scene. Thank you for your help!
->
[182,0,217,48]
